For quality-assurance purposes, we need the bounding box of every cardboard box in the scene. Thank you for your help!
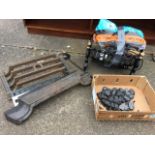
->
[92,74,155,121]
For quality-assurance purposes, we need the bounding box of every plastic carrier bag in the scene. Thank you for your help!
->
[95,19,118,34]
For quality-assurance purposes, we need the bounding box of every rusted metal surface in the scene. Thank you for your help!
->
[19,71,81,106]
[1,53,91,124]
[1,54,68,99]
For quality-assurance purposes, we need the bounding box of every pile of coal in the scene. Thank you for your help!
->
[97,87,135,111]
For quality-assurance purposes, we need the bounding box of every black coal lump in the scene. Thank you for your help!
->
[102,94,108,100]
[125,90,131,96]
[97,86,135,111]
[122,89,128,95]
[97,92,107,100]
[103,88,111,97]
[123,89,129,95]
[128,101,134,110]
[108,96,114,102]
[97,92,102,99]
[102,87,108,92]
[121,97,126,103]
[126,91,134,100]
[119,103,130,111]
[118,96,123,104]
[129,94,134,100]
[116,88,123,96]
[129,89,135,96]
[109,102,115,108]
[113,96,119,103]
[111,88,117,96]
[113,103,119,110]
[119,88,124,93]
[124,95,131,102]
[101,99,111,107]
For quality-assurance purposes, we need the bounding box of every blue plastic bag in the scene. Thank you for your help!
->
[96,19,144,38]
[123,26,144,38]
[95,19,118,33]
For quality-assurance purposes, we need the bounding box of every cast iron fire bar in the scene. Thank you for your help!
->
[0,53,91,124]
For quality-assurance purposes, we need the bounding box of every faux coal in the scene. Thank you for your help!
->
[97,87,135,111]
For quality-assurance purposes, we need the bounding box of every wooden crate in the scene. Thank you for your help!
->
[92,74,155,121]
